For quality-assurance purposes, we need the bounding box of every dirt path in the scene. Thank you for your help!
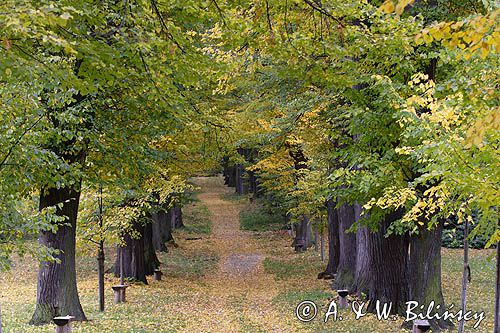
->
[181,177,300,333]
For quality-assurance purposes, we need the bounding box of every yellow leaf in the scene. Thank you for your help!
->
[423,33,433,44]
[480,42,490,58]
[380,0,395,14]
[431,28,444,41]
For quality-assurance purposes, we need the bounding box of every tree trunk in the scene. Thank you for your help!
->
[458,217,469,333]
[143,221,160,276]
[314,225,319,252]
[353,203,370,295]
[97,246,105,312]
[367,210,409,315]
[114,222,148,284]
[235,164,247,195]
[294,215,309,252]
[319,199,340,279]
[30,186,87,325]
[320,232,325,261]
[333,203,357,290]
[248,170,259,196]
[173,205,184,228]
[222,157,232,186]
[225,165,236,187]
[408,220,452,330]
[152,207,173,252]
[306,222,314,248]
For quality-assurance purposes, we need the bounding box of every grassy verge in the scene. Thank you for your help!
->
[257,230,496,332]
[219,192,250,204]
[160,248,218,280]
[180,203,212,235]
[239,205,285,232]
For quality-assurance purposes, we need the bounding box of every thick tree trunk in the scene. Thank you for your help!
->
[222,157,231,185]
[333,203,357,290]
[30,186,87,325]
[319,199,340,279]
[235,164,247,195]
[152,207,173,252]
[294,215,309,252]
[408,220,452,330]
[225,165,236,187]
[114,222,148,284]
[353,203,370,295]
[173,205,184,228]
[367,210,409,315]
[143,222,160,276]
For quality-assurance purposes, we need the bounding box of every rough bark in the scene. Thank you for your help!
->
[333,203,357,290]
[173,205,184,228]
[226,165,236,187]
[222,157,231,185]
[152,207,173,252]
[114,222,148,284]
[367,210,409,315]
[222,158,237,187]
[30,186,87,325]
[235,164,248,195]
[353,203,370,295]
[143,221,160,276]
[294,215,310,252]
[319,199,340,279]
[408,219,452,330]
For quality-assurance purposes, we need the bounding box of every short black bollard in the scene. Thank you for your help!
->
[337,289,349,309]
[112,284,128,304]
[413,319,431,333]
[154,269,163,281]
[53,315,75,333]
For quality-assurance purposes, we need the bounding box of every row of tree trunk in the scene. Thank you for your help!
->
[319,199,451,330]
[30,188,183,325]
[114,203,183,284]
[222,148,262,197]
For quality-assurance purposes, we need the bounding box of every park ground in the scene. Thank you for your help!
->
[0,176,496,332]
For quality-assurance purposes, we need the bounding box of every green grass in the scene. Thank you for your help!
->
[263,255,320,280]
[220,191,251,203]
[239,206,285,232]
[260,245,497,332]
[181,204,212,235]
[160,249,218,279]
[0,254,193,332]
[273,289,332,305]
